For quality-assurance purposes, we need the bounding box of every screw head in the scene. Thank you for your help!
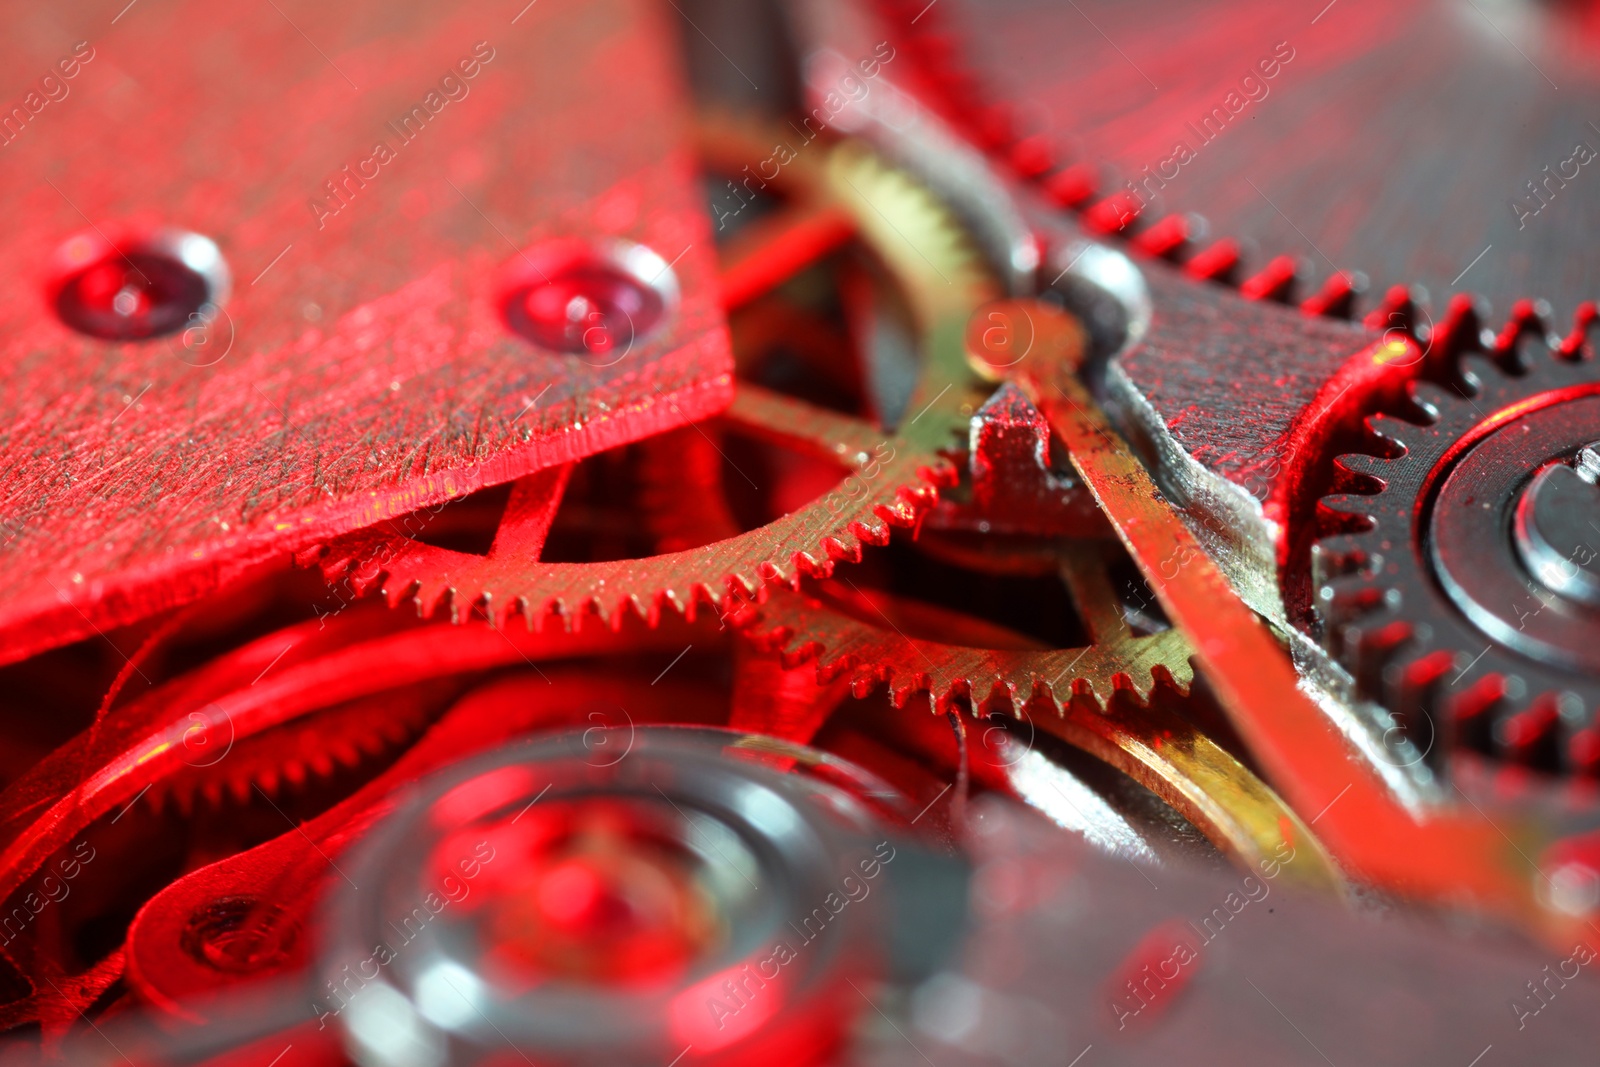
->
[498,238,677,365]
[51,228,230,342]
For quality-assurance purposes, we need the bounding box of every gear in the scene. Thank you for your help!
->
[1314,298,1600,777]
[308,138,1002,628]
[145,687,436,816]
[730,560,1352,889]
[735,558,1189,712]
[877,0,1600,330]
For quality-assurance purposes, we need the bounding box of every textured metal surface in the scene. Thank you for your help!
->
[5,0,1600,1059]
[0,0,732,664]
[937,0,1600,326]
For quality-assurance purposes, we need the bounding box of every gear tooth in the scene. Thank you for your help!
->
[1300,268,1366,319]
[1493,298,1558,370]
[1239,254,1303,304]
[1311,534,1377,582]
[853,519,892,546]
[821,536,859,562]
[1447,673,1514,756]
[1341,617,1415,699]
[974,679,1019,717]
[1383,649,1455,727]
[1559,301,1599,359]
[1362,284,1428,340]
[350,561,388,597]
[408,580,453,620]
[651,592,677,627]
[1568,723,1600,775]
[1069,676,1100,706]
[1332,451,1388,477]
[529,598,562,633]
[1491,693,1565,770]
[743,619,796,652]
[793,552,830,580]
[1403,382,1452,425]
[1329,453,1389,496]
[692,588,723,627]
[1150,660,1190,696]
[593,597,623,631]
[1130,212,1194,260]
[726,572,761,602]
[1316,573,1398,646]
[1184,238,1240,283]
[294,544,329,569]
[383,576,419,610]
[1364,411,1423,449]
[1425,292,1490,374]
[770,637,817,670]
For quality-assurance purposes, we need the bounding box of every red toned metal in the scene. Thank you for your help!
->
[123,669,728,1015]
[0,0,732,666]
[1000,297,1574,939]
[1239,254,1301,303]
[718,202,859,312]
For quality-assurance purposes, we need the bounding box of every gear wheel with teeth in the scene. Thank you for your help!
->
[1314,297,1600,779]
[308,137,1002,631]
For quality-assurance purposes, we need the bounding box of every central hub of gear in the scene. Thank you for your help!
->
[1429,394,1600,674]
[1512,441,1600,608]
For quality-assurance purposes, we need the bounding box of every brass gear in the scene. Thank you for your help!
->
[307,138,1004,629]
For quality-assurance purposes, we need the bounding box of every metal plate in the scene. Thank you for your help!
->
[0,0,732,663]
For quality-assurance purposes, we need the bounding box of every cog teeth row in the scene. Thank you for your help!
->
[1351,637,1600,775]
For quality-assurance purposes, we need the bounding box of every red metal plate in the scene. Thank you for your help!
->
[0,0,732,664]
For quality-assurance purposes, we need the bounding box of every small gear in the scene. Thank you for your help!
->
[1314,297,1600,777]
[729,555,1347,890]
[145,688,437,816]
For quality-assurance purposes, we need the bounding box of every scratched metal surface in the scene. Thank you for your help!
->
[1120,267,1374,491]
[946,0,1600,327]
[0,0,733,664]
